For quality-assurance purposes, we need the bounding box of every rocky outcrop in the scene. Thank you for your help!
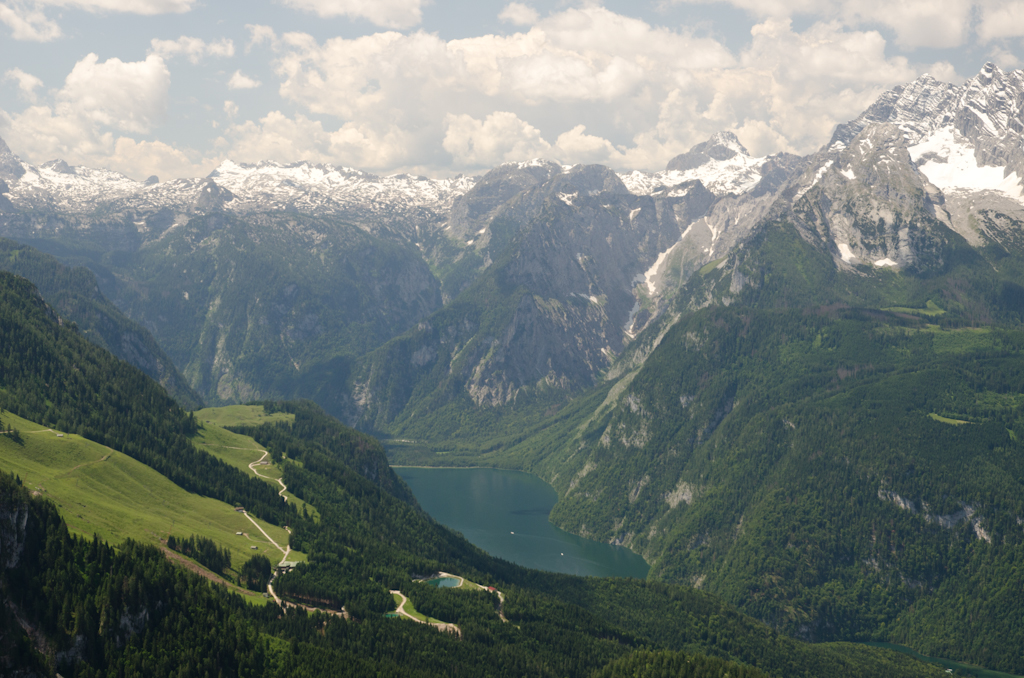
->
[0,499,28,570]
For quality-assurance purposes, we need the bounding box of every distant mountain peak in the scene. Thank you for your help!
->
[617,131,766,197]
[666,131,750,172]
[41,159,76,175]
[0,135,26,182]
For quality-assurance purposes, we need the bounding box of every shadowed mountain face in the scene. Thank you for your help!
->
[343,163,718,431]
[0,238,202,408]
[0,151,730,420]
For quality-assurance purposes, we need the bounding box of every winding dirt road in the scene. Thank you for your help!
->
[389,589,461,636]
[240,450,292,563]
[249,450,289,501]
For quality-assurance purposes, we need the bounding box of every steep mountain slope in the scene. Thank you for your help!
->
[344,162,717,432]
[0,238,201,408]
[400,216,1024,672]
[99,212,444,405]
[0,270,296,525]
[3,62,1024,675]
[0,129,807,424]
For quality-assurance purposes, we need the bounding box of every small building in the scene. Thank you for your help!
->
[56,434,64,438]
[234,507,245,512]
[235,532,243,536]
[276,560,299,574]
[251,546,258,550]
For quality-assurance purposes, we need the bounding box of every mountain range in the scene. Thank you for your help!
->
[3,62,1024,674]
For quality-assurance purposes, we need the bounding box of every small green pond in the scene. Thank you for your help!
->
[426,577,460,588]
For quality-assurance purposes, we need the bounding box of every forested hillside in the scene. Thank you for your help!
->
[0,238,201,408]
[0,270,293,525]
[0,271,948,677]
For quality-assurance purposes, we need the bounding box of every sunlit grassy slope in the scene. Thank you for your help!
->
[196,404,295,428]
[0,410,304,575]
[194,405,319,520]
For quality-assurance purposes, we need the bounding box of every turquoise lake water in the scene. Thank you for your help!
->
[394,466,650,579]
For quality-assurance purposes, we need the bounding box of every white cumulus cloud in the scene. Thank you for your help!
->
[60,53,170,133]
[150,36,234,64]
[277,0,424,29]
[443,111,551,166]
[218,110,413,169]
[977,1,1024,42]
[840,0,973,48]
[671,0,979,49]
[1,0,196,41]
[499,2,538,26]
[0,53,184,178]
[227,70,261,89]
[1,4,973,180]
[237,6,930,173]
[4,67,44,102]
[0,2,62,41]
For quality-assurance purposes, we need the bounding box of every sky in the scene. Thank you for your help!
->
[0,0,1021,182]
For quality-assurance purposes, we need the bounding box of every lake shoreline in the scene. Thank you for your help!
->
[391,464,498,469]
[395,466,650,579]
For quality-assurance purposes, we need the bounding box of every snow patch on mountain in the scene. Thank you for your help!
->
[794,160,833,201]
[619,153,764,197]
[909,126,1024,201]
[644,244,677,295]
[4,156,478,220]
[13,163,142,211]
[207,159,477,214]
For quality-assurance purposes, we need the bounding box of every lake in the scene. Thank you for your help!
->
[394,466,650,579]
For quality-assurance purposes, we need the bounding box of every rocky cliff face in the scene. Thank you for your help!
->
[346,162,720,429]
[0,497,28,571]
[802,63,1024,262]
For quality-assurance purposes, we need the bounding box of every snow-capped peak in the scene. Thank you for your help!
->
[3,151,478,219]
[620,131,766,197]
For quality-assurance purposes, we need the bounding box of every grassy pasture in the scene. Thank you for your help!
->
[196,404,294,428]
[0,410,304,580]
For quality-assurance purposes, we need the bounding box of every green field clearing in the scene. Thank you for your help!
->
[926,326,994,354]
[0,411,304,577]
[193,407,319,521]
[883,300,946,317]
[929,413,971,425]
[699,257,727,276]
[391,592,442,624]
[196,404,295,428]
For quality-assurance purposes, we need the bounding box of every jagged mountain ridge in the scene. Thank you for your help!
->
[2,63,1024,420]
[373,65,1024,673]
[0,130,786,413]
[790,62,1024,270]
[345,163,718,430]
